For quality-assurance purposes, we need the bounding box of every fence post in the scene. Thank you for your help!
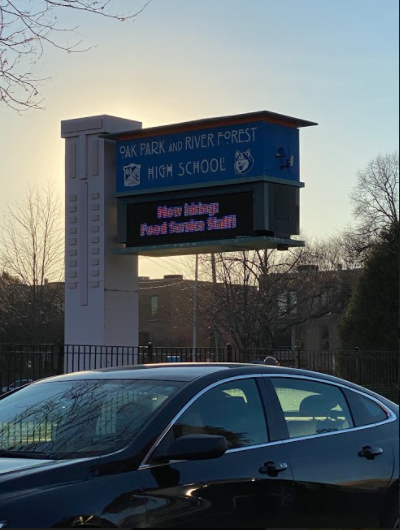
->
[58,344,64,375]
[226,343,233,363]
[296,347,302,369]
[148,342,154,364]
[293,346,299,369]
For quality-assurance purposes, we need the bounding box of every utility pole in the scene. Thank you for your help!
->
[192,254,199,362]
[211,253,219,357]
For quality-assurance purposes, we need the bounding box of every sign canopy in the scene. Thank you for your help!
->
[107,111,317,196]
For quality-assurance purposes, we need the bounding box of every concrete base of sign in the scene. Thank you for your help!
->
[114,236,305,257]
[61,115,142,371]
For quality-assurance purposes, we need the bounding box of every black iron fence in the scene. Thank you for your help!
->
[0,343,398,403]
[336,350,399,404]
[63,344,301,372]
[0,344,64,394]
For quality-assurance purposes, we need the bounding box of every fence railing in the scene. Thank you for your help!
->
[0,344,398,403]
[0,344,64,394]
[335,350,399,404]
[63,344,302,371]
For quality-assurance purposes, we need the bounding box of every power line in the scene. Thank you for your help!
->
[142,257,190,278]
[144,257,180,276]
[158,257,192,276]
[139,280,190,291]
[140,255,189,274]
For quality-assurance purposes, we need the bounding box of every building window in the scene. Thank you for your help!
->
[278,291,298,317]
[320,325,330,351]
[139,332,151,346]
[321,291,329,307]
[150,296,159,320]
[273,326,292,349]
[278,293,287,316]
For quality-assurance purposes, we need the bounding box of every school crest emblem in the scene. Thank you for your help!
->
[123,163,141,187]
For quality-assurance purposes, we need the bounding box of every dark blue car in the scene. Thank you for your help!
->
[0,364,398,528]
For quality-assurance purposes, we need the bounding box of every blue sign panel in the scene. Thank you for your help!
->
[116,120,300,194]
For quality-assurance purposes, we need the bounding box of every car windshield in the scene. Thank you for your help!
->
[0,379,182,460]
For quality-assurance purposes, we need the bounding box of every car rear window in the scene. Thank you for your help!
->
[271,378,354,439]
[344,390,389,427]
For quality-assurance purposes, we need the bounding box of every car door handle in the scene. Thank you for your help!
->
[359,446,384,460]
[259,461,288,477]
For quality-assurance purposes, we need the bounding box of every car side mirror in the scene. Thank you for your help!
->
[155,435,228,463]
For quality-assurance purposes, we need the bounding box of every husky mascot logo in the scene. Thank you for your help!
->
[123,163,141,187]
[234,149,254,175]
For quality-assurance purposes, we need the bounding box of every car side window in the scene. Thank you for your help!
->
[152,379,268,460]
[271,378,354,440]
[345,390,389,427]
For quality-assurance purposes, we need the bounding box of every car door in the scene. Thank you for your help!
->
[266,375,395,528]
[138,376,295,528]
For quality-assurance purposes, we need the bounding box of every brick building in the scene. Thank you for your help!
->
[139,275,216,348]
[139,265,359,352]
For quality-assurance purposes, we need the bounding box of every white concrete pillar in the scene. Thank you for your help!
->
[61,116,142,370]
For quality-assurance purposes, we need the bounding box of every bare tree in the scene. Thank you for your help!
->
[0,185,64,343]
[193,240,358,352]
[345,152,399,258]
[0,271,24,341]
[226,249,306,350]
[0,0,150,111]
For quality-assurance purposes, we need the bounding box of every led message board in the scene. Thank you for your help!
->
[126,192,254,248]
[113,112,317,195]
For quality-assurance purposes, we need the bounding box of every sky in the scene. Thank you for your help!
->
[0,0,399,280]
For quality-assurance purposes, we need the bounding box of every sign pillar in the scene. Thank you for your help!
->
[61,116,142,369]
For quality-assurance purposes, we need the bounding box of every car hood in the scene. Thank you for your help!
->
[0,455,101,503]
[0,457,53,476]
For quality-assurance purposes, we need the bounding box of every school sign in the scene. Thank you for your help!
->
[61,111,316,349]
[108,111,317,256]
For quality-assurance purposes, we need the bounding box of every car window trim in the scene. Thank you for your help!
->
[266,373,396,419]
[257,377,283,442]
[139,373,397,468]
[267,373,397,445]
[260,376,292,441]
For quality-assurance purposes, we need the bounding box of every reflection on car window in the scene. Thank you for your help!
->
[272,378,354,440]
[346,391,389,427]
[0,380,182,459]
[159,379,268,454]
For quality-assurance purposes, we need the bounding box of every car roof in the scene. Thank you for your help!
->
[26,364,399,409]
[44,364,239,383]
[33,363,358,385]
[38,364,249,383]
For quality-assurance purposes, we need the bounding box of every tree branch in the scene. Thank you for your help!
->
[0,0,151,112]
